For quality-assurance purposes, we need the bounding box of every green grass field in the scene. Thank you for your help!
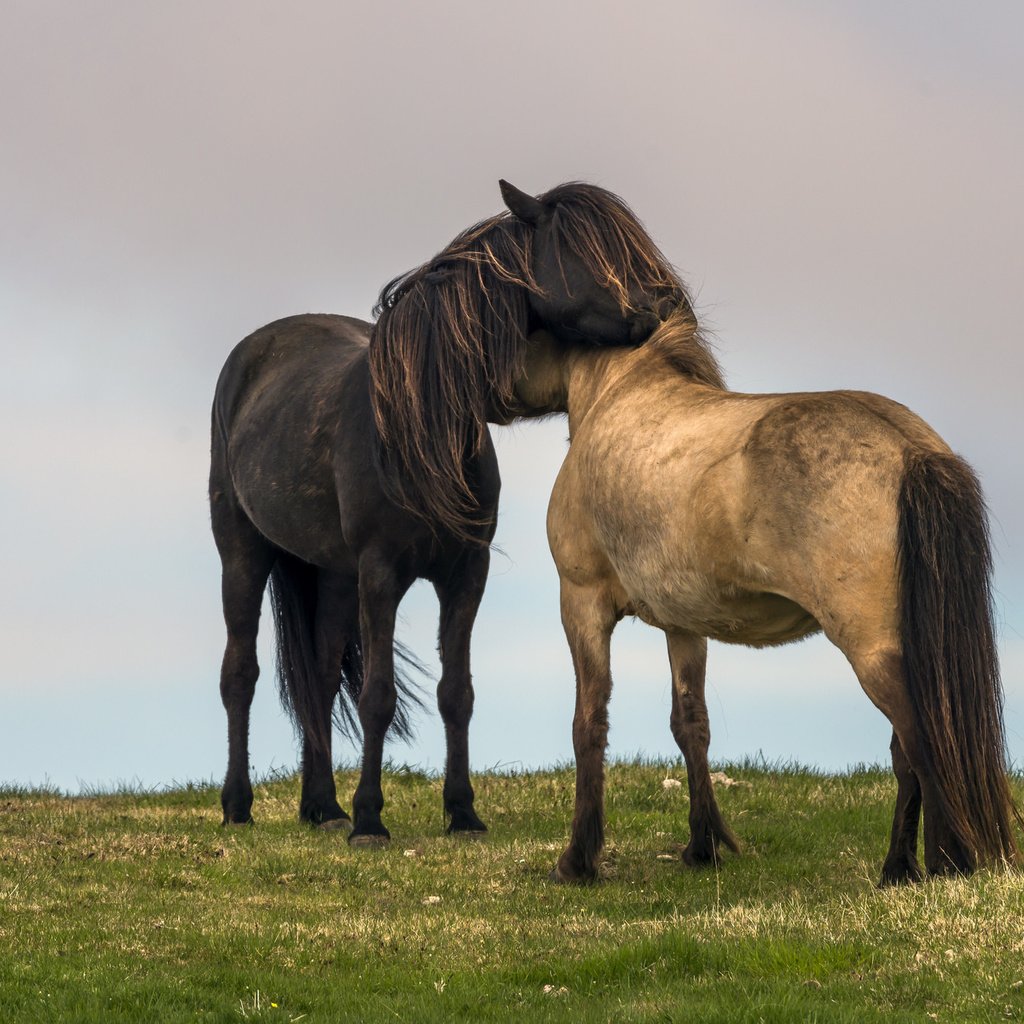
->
[2,762,1023,1023]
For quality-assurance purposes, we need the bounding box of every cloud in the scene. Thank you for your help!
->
[2,1,1022,786]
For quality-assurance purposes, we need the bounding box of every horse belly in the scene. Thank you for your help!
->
[600,487,821,646]
[627,573,820,647]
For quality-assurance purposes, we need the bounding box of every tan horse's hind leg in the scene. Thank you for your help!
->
[665,631,740,866]
[879,730,923,886]
[553,578,619,884]
[850,647,973,882]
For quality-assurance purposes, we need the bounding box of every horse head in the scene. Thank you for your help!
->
[369,180,688,539]
[500,179,682,348]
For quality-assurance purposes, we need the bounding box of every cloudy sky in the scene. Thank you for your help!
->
[3,1,1022,792]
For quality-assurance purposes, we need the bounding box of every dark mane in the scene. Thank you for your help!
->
[368,182,684,539]
[647,305,727,391]
[369,211,533,538]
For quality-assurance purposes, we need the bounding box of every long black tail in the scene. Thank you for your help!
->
[267,554,425,755]
[898,450,1019,869]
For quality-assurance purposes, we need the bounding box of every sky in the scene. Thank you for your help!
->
[2,1,1023,793]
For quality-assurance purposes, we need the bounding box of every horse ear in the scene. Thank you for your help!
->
[499,179,547,225]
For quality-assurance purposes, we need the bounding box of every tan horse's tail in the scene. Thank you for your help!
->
[898,451,1019,869]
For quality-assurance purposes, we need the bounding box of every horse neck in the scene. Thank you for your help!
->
[518,331,715,436]
[566,335,726,434]
[562,346,645,437]
[515,335,633,431]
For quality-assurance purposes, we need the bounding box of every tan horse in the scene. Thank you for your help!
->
[513,310,1019,886]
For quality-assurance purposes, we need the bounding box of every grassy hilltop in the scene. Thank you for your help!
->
[2,763,1023,1023]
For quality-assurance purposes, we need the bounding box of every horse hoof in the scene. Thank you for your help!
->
[878,855,923,887]
[222,818,254,828]
[548,866,593,885]
[318,817,353,833]
[349,833,390,849]
[681,848,718,869]
[449,829,487,841]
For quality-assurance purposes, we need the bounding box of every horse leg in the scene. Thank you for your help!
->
[878,729,923,886]
[553,580,617,884]
[665,631,740,865]
[298,572,357,829]
[852,648,973,881]
[349,551,410,845]
[212,497,274,826]
[435,550,489,834]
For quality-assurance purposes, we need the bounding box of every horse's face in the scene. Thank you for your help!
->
[500,179,671,347]
[529,228,665,346]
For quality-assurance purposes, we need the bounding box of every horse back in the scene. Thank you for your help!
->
[211,313,500,573]
[550,378,953,645]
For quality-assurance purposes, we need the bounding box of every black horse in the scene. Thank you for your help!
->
[210,180,682,842]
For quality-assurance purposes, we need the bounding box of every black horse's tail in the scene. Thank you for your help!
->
[898,450,1019,870]
[267,554,424,754]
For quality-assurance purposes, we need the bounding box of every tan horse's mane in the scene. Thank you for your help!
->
[647,305,727,391]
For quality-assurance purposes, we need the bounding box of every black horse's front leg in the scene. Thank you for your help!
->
[434,549,490,834]
[349,552,409,846]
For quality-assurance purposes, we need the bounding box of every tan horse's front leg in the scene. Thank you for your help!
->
[665,631,740,865]
[552,579,618,884]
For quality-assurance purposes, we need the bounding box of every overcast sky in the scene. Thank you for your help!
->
[3,1,1022,792]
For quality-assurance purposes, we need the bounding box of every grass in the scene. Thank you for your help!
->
[2,761,1024,1022]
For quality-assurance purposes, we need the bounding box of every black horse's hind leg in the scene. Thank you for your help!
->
[298,572,357,829]
[349,551,412,845]
[665,631,739,866]
[435,549,490,834]
[879,729,923,886]
[212,492,275,826]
